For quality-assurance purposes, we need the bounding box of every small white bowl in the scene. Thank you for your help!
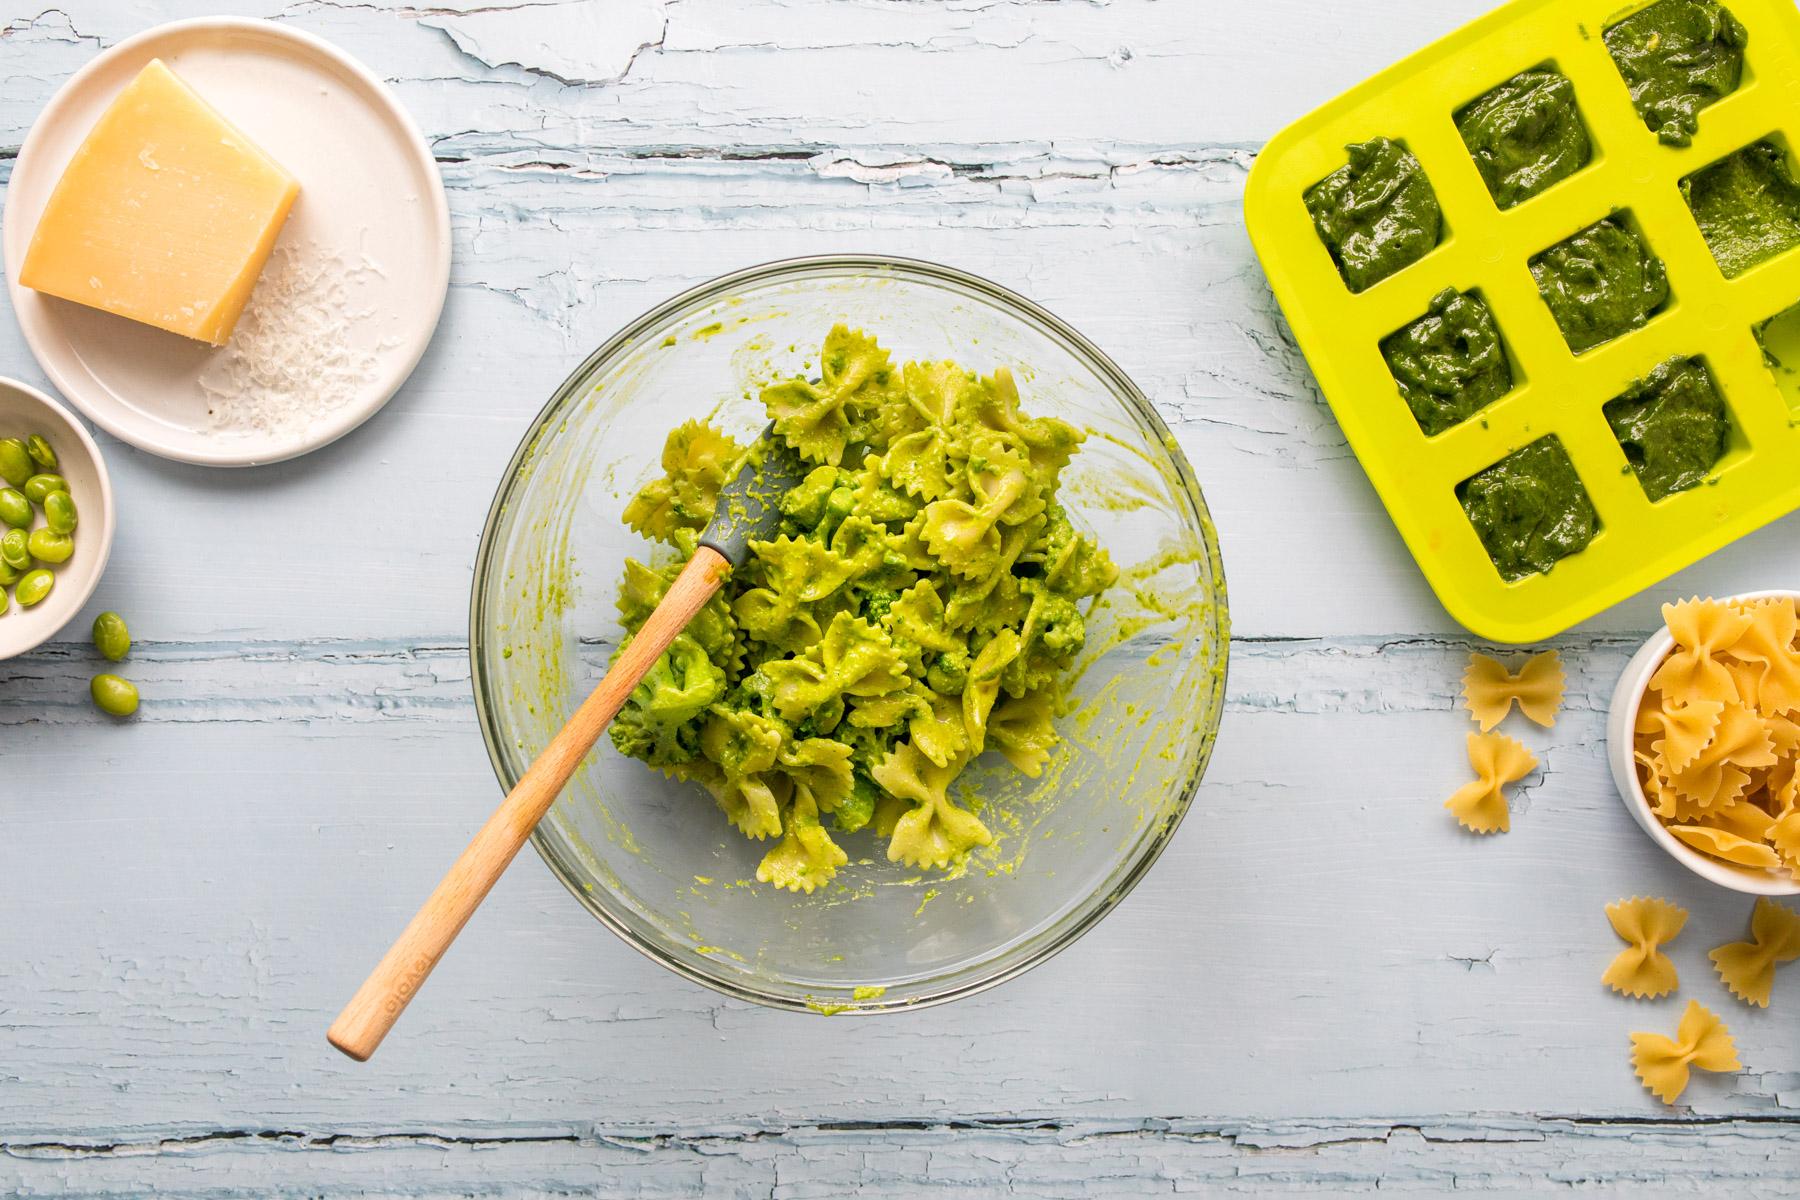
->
[1606,589,1800,896]
[0,377,114,659]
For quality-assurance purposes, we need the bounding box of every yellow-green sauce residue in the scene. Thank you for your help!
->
[805,984,888,1014]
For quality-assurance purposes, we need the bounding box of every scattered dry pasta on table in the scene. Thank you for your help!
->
[1602,897,1686,999]
[1629,999,1741,1104]
[1446,731,1536,834]
[1461,649,1565,731]
[1632,597,1800,878]
[1710,897,1800,1008]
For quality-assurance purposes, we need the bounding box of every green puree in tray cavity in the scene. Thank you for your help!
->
[1303,137,1441,293]
[1530,216,1668,353]
[1458,436,1600,582]
[1604,356,1730,501]
[1381,288,1512,435]
[1604,0,1747,147]
[1683,141,1800,278]
[1456,68,1590,208]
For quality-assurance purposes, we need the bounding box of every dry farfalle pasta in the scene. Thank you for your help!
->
[1651,598,1754,704]
[1446,731,1537,834]
[1461,650,1565,731]
[1710,897,1800,1008]
[1629,999,1741,1104]
[1603,897,1687,999]
[1632,596,1800,879]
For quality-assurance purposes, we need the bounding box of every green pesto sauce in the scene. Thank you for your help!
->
[1303,137,1442,293]
[1604,0,1747,146]
[1529,216,1668,353]
[1456,68,1591,208]
[1682,140,1800,278]
[1754,300,1800,377]
[610,327,1120,893]
[1604,356,1730,501]
[1458,436,1600,582]
[1380,288,1512,436]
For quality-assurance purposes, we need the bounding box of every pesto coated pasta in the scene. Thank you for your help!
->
[608,326,1118,892]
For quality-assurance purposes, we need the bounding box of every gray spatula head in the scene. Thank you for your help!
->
[698,425,811,568]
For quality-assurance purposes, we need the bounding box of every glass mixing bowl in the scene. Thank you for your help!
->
[471,256,1228,1013]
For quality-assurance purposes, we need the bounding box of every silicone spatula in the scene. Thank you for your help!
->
[328,430,807,1061]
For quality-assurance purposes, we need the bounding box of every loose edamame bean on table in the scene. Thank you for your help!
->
[0,488,31,529]
[92,611,130,662]
[90,673,138,717]
[22,473,66,505]
[15,569,52,607]
[25,434,56,470]
[43,490,76,534]
[26,528,71,564]
[0,439,31,487]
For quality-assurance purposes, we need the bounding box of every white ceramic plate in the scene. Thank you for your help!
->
[1,18,450,466]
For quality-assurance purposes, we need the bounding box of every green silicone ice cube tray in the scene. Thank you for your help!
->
[1246,0,1800,643]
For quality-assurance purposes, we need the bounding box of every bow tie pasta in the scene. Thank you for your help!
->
[1630,596,1800,880]
[1602,896,1687,999]
[1445,731,1537,834]
[1710,897,1800,1008]
[607,327,1118,893]
[1460,649,1565,731]
[1630,1000,1740,1104]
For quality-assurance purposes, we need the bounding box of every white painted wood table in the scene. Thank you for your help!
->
[4,1,1800,1194]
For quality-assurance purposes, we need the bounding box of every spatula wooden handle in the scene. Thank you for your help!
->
[327,546,732,1062]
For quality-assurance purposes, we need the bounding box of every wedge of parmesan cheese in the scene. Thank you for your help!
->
[20,59,300,346]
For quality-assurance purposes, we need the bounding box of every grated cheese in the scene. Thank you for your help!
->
[198,241,390,439]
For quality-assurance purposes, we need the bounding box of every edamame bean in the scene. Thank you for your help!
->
[0,561,22,587]
[43,490,76,534]
[14,569,52,606]
[92,611,130,661]
[1,528,30,571]
[26,529,71,564]
[0,488,31,529]
[25,435,56,471]
[22,474,66,505]
[0,439,31,487]
[90,673,138,717]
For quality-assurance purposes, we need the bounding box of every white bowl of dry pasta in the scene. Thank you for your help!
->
[1607,592,1800,896]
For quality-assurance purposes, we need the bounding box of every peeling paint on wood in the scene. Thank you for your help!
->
[6,1118,1800,1196]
